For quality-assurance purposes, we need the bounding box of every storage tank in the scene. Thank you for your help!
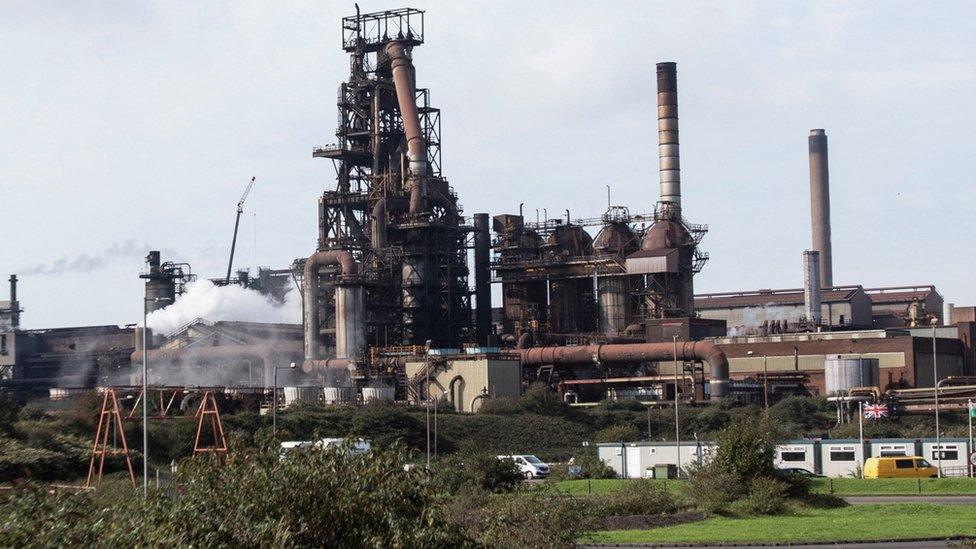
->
[362,385,396,403]
[284,386,321,407]
[824,356,880,394]
[323,386,356,405]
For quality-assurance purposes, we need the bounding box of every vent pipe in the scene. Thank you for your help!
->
[657,62,680,215]
[808,129,833,287]
[802,250,822,326]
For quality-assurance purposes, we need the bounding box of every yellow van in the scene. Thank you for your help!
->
[864,456,939,479]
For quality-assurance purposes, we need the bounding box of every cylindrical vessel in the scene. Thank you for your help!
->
[283,386,321,407]
[335,284,365,361]
[809,129,833,287]
[802,250,822,326]
[323,386,356,405]
[362,385,396,403]
[824,356,880,394]
[943,302,954,325]
[598,277,631,335]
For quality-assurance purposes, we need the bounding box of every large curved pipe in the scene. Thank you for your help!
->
[303,250,361,362]
[385,41,427,214]
[130,344,302,389]
[516,341,730,398]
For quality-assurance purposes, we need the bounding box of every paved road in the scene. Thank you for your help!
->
[844,495,976,505]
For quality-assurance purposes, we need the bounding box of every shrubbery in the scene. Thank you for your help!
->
[431,451,523,494]
[1,444,464,547]
[598,479,678,516]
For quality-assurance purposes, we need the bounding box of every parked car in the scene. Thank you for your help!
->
[864,456,938,479]
[498,454,550,479]
[777,467,824,477]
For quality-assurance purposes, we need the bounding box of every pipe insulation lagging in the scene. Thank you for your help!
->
[516,341,730,398]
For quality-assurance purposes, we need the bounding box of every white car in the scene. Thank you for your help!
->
[498,454,550,479]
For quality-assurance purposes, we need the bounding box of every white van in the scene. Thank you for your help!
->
[498,454,550,479]
[280,437,371,460]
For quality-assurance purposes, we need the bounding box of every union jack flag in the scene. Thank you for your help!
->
[863,403,889,419]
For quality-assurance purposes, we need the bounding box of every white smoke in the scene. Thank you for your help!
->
[18,240,165,276]
[146,279,301,334]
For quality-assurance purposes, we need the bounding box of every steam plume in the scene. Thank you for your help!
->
[146,279,301,334]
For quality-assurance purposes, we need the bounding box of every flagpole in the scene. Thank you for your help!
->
[858,400,865,479]
[969,399,973,478]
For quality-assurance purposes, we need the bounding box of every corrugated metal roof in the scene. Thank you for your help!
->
[695,286,864,309]
[864,285,938,304]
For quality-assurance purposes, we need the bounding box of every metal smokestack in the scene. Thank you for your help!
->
[473,213,492,346]
[808,129,833,287]
[803,250,822,326]
[8,274,19,330]
[657,62,680,215]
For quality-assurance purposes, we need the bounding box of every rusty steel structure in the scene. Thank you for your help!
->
[491,62,709,340]
[303,7,476,381]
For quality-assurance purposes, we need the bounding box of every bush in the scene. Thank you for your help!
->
[599,479,678,516]
[570,447,617,479]
[475,486,591,549]
[684,465,742,514]
[594,424,641,443]
[518,384,569,416]
[1,444,465,547]
[712,416,776,480]
[431,451,523,494]
[736,477,788,516]
[477,397,522,415]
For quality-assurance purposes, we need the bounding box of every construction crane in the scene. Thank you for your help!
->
[226,176,256,284]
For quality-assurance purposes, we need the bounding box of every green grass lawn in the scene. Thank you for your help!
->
[811,477,976,495]
[587,504,976,544]
[557,477,976,496]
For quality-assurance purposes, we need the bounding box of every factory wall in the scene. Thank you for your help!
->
[405,356,522,413]
[709,330,966,392]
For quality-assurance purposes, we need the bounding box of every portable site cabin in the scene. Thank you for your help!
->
[819,439,866,478]
[869,439,918,458]
[774,440,819,473]
[597,441,717,478]
[920,438,970,476]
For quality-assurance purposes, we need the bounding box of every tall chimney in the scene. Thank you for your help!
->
[473,213,492,346]
[657,62,680,216]
[802,250,822,326]
[808,129,833,287]
[8,274,19,330]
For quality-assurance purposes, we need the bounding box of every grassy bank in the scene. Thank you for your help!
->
[558,476,976,496]
[587,503,976,544]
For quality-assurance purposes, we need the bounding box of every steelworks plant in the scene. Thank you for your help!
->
[2,7,975,417]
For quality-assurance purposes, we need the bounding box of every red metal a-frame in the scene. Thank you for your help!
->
[193,390,228,460]
[86,389,136,488]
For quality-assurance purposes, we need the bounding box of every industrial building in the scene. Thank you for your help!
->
[1,7,974,415]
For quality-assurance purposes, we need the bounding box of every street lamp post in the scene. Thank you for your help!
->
[933,323,941,478]
[763,354,769,410]
[673,335,681,477]
[425,339,433,471]
[272,362,297,436]
[142,299,150,498]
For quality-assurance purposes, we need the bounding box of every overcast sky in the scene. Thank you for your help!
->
[2,1,974,329]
